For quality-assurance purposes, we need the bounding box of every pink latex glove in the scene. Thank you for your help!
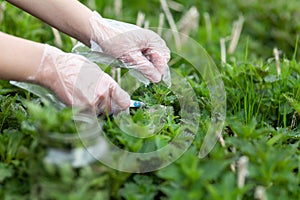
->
[89,12,171,85]
[28,44,130,114]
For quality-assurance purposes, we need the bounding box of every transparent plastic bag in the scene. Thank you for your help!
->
[10,80,65,110]
[73,42,171,87]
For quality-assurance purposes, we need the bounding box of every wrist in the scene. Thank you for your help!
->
[88,12,105,46]
[88,13,142,52]
[70,9,94,47]
[28,45,62,84]
[0,32,44,82]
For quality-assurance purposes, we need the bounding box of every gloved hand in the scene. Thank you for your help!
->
[28,44,130,114]
[89,12,171,85]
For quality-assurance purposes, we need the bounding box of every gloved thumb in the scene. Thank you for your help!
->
[109,83,130,114]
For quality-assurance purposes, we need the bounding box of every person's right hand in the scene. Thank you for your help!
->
[89,12,171,85]
[28,44,130,114]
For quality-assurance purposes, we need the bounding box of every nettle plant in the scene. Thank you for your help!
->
[103,83,182,152]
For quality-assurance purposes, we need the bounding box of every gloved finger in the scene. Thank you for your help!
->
[119,51,162,83]
[110,84,130,113]
[93,73,130,114]
[143,47,171,87]
[142,48,170,76]
[110,83,131,114]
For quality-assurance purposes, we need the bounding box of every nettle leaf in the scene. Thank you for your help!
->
[283,94,300,113]
[155,135,171,149]
[200,159,231,181]
[205,172,249,200]
[156,163,183,182]
[0,129,23,163]
[25,101,77,133]
[0,95,18,131]
[0,163,14,182]
[177,148,202,182]
[227,118,275,139]
[118,175,158,200]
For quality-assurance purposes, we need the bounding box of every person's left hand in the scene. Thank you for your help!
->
[89,12,171,84]
[28,44,130,115]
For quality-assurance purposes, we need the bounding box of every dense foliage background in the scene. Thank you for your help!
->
[0,0,299,199]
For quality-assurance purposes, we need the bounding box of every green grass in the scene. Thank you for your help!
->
[0,0,299,199]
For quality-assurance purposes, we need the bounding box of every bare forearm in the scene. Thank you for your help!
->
[0,31,44,81]
[7,0,94,46]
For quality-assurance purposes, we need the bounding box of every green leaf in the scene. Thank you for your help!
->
[283,94,300,113]
[0,163,14,182]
